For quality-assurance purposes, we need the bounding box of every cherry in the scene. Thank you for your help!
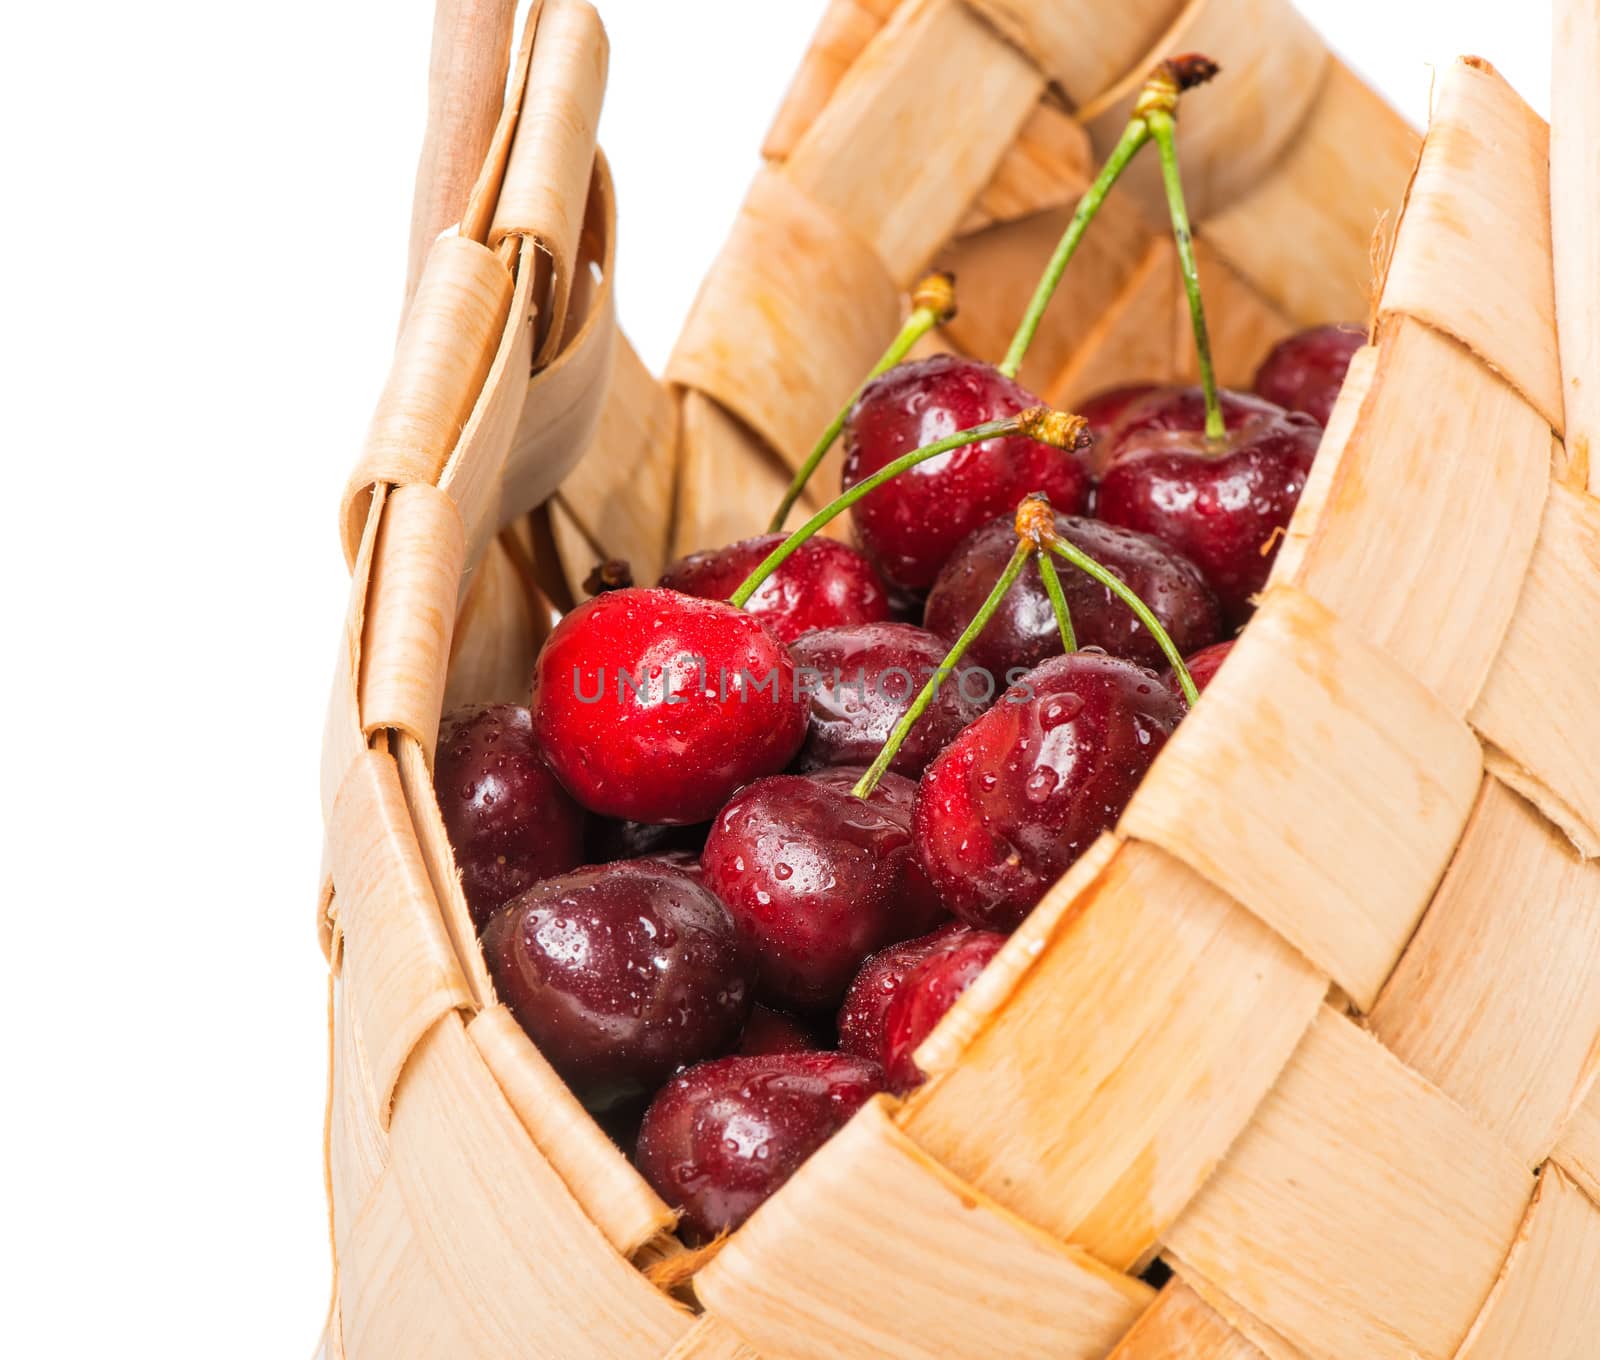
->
[1253,323,1364,426]
[836,922,969,1063]
[635,1051,884,1239]
[914,652,1185,930]
[479,861,752,1110]
[1094,386,1321,626]
[658,534,890,644]
[789,622,992,778]
[881,929,1006,1093]
[700,769,946,1012]
[841,355,1092,592]
[737,1005,822,1057]
[1165,639,1234,697]
[1077,382,1160,450]
[924,512,1221,677]
[433,705,589,930]
[532,587,807,824]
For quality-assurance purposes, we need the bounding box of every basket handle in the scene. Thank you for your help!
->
[404,0,521,312]
[1551,0,1598,491]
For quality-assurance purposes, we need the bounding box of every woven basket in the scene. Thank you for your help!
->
[318,1,1600,1355]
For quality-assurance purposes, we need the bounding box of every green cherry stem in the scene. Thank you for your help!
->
[1145,101,1224,441]
[728,407,1088,610]
[999,120,1150,379]
[1035,549,1077,653]
[768,272,958,532]
[1043,532,1199,705]
[851,537,1034,801]
[999,54,1220,381]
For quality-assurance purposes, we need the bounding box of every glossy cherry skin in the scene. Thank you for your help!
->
[1077,383,1160,449]
[789,622,992,778]
[924,512,1222,677]
[836,923,969,1063]
[1166,639,1234,698]
[434,705,589,930]
[1095,387,1321,626]
[882,930,1006,1092]
[479,862,753,1110]
[1253,323,1364,426]
[659,534,891,644]
[636,1052,884,1239]
[532,587,807,824]
[841,355,1093,592]
[701,770,947,1012]
[914,652,1186,930]
[738,1005,822,1057]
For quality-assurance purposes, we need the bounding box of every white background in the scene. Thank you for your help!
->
[0,1,1550,1354]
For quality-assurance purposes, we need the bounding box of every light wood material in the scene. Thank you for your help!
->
[1456,1167,1600,1360]
[1380,58,1562,429]
[1371,777,1600,1166]
[965,0,1184,106]
[1471,482,1600,856]
[696,1097,1153,1360]
[1166,1008,1534,1360]
[780,0,1043,282]
[1552,0,1599,490]
[405,0,517,310]
[1108,1282,1268,1360]
[666,169,901,471]
[1555,1082,1600,1206]
[900,837,1325,1270]
[1122,587,1483,1009]
[329,752,473,1124]
[1268,314,1548,715]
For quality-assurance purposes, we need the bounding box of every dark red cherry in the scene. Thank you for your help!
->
[1082,385,1273,476]
[659,534,891,644]
[738,1005,823,1057]
[881,929,1006,1092]
[1253,323,1364,426]
[701,770,946,1011]
[806,766,950,938]
[1166,639,1234,698]
[480,862,752,1110]
[1077,382,1160,448]
[433,705,589,930]
[924,512,1222,676]
[789,622,992,778]
[836,923,970,1063]
[532,587,807,824]
[841,355,1092,592]
[914,652,1185,930]
[636,1051,884,1239]
[1095,387,1321,626]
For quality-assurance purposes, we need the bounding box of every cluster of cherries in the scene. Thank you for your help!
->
[432,57,1364,1244]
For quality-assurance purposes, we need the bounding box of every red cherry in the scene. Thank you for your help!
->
[924,512,1222,677]
[1077,382,1160,449]
[700,770,946,1011]
[1253,323,1364,426]
[836,923,970,1063]
[635,1051,884,1239]
[480,862,753,1110]
[842,355,1092,592]
[789,622,992,778]
[1166,639,1234,697]
[659,534,891,644]
[433,705,589,930]
[881,929,1006,1092]
[737,1005,822,1057]
[914,652,1185,930]
[532,587,807,824]
[1095,387,1321,626]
